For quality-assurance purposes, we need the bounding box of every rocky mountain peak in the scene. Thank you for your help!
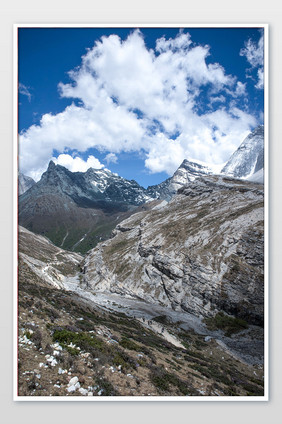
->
[47,160,56,170]
[147,158,212,201]
[19,126,265,253]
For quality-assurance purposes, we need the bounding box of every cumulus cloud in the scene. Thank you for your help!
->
[19,29,258,180]
[53,154,104,172]
[240,32,264,89]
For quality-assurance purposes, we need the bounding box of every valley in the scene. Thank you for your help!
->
[17,125,265,398]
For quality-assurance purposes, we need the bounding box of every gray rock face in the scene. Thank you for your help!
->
[84,175,264,325]
[221,125,264,179]
[18,173,35,195]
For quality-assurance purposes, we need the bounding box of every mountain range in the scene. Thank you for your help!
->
[19,125,264,254]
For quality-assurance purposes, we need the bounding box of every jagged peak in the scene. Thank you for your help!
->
[47,160,56,170]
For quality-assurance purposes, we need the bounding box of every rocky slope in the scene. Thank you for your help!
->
[83,175,264,326]
[221,125,264,179]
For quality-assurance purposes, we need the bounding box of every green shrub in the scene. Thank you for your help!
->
[112,353,128,369]
[52,329,106,353]
[149,366,191,395]
[119,337,140,351]
[189,363,232,386]
[66,346,80,356]
[204,312,248,336]
[112,350,137,370]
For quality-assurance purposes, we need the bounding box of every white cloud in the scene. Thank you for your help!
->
[240,32,264,90]
[144,106,256,174]
[53,154,104,173]
[209,95,226,105]
[235,81,247,97]
[19,83,32,102]
[19,30,258,180]
[105,153,118,164]
[256,68,264,89]
[240,35,264,67]
[155,31,192,53]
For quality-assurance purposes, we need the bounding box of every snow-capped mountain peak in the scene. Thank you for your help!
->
[147,158,212,201]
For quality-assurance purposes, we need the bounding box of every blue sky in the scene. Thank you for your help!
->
[18,27,264,187]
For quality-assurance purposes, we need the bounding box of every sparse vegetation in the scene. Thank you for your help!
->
[18,278,264,397]
[204,312,248,336]
[119,337,140,351]
[97,377,118,396]
[149,366,196,395]
[52,329,107,353]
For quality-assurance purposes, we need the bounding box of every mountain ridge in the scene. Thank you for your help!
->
[19,125,264,253]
